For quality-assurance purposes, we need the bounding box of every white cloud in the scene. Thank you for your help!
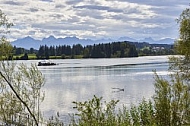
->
[0,0,189,41]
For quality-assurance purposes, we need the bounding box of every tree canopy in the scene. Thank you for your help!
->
[175,8,190,57]
[36,42,138,59]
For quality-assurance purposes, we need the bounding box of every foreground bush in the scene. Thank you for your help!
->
[62,72,188,126]
[64,95,155,126]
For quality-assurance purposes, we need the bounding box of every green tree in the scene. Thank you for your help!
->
[153,8,190,125]
[170,8,190,81]
[0,9,45,126]
[72,44,83,55]
[0,38,13,60]
[29,47,35,54]
[170,8,190,124]
[153,74,171,125]
[37,45,45,59]
[14,47,25,55]
[83,47,90,58]
[128,45,138,57]
[45,45,49,59]
[20,53,29,60]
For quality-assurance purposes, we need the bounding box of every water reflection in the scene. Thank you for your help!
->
[15,56,170,120]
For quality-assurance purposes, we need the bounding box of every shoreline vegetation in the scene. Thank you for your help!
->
[12,41,175,60]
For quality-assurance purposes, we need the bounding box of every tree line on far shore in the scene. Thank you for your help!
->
[13,41,176,60]
[13,41,138,60]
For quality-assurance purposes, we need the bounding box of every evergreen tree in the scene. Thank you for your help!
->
[20,53,28,60]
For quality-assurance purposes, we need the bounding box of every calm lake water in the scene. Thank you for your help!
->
[19,55,170,121]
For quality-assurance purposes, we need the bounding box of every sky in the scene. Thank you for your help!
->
[0,0,189,41]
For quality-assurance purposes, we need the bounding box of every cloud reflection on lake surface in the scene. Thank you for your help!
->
[17,56,170,121]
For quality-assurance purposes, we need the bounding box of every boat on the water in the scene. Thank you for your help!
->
[112,88,124,92]
[38,60,56,66]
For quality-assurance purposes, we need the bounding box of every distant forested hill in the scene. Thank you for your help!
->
[12,41,175,60]
[36,41,138,59]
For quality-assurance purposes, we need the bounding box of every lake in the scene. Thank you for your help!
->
[19,55,170,121]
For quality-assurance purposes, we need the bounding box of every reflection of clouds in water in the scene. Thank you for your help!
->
[41,88,78,116]
[110,76,155,107]
[39,56,170,120]
[41,75,113,117]
[113,70,172,82]
[61,75,96,82]
[46,76,117,112]
[129,71,172,76]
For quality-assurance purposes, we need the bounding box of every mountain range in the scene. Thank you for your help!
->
[11,36,175,49]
